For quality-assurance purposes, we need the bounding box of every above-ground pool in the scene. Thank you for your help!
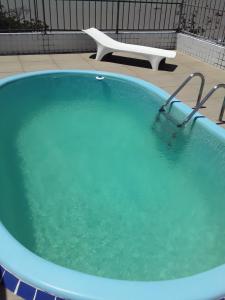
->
[0,70,225,300]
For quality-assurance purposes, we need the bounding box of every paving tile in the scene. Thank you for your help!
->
[90,62,134,75]
[52,54,92,69]
[22,62,59,72]
[0,62,23,72]
[0,55,19,63]
[54,62,92,70]
[19,54,53,62]
[51,53,88,64]
[79,52,95,61]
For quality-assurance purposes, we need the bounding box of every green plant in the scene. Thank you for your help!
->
[0,4,47,32]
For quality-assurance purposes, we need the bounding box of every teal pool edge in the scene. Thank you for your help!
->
[0,70,225,300]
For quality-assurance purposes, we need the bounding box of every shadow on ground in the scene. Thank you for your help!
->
[89,53,178,72]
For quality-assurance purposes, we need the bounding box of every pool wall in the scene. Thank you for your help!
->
[0,70,225,300]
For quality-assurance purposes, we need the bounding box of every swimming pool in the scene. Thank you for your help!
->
[0,70,224,300]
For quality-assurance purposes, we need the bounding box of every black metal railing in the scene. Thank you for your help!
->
[0,0,224,46]
[0,0,182,32]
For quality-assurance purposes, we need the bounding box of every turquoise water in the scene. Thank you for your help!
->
[0,73,225,281]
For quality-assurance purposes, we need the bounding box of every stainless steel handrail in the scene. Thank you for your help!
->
[159,72,205,112]
[219,96,225,122]
[178,84,225,127]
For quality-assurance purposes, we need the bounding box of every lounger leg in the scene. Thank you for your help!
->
[149,56,164,71]
[96,44,111,61]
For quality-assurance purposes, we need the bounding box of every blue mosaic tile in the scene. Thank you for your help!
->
[17,281,36,300]
[0,266,63,300]
[2,271,18,292]
[35,290,55,300]
[0,265,5,280]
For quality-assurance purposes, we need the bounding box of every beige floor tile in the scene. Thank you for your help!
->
[0,55,19,63]
[19,54,53,62]
[171,64,191,74]
[51,53,88,63]
[207,70,225,83]
[0,62,23,72]
[89,59,128,68]
[92,65,137,77]
[52,54,91,69]
[186,63,223,75]
[79,52,95,61]
[22,62,59,72]
[54,62,92,70]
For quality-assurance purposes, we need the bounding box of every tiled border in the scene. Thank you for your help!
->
[0,31,176,55]
[177,33,225,71]
[0,264,65,300]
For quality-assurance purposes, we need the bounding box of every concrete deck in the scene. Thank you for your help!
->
[0,51,225,299]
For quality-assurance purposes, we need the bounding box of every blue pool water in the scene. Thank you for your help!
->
[0,72,224,284]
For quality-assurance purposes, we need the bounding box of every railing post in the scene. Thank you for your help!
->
[219,97,225,122]
[34,0,38,30]
[42,0,47,34]
[177,0,185,32]
[116,1,120,34]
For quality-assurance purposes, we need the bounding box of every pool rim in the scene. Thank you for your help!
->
[0,69,225,300]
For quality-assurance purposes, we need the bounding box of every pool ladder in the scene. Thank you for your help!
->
[159,72,225,127]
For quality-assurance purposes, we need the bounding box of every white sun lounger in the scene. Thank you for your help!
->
[82,28,176,71]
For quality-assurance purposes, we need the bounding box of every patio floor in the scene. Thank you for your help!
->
[0,51,225,129]
[0,51,225,300]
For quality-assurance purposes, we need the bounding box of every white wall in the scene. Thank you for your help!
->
[177,33,225,70]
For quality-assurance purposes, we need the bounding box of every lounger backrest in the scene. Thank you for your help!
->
[83,28,117,47]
